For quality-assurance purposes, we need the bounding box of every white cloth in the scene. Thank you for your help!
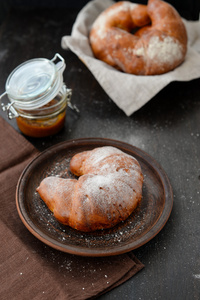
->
[61,0,200,116]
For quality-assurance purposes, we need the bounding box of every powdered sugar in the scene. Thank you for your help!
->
[134,47,145,56]
[147,36,183,64]
[80,173,132,204]
[134,35,183,65]
[76,172,136,220]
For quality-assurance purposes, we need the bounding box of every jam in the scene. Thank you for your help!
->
[16,110,66,138]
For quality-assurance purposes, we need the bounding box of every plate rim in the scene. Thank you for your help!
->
[16,137,173,256]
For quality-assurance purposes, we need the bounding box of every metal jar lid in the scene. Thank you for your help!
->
[0,53,66,118]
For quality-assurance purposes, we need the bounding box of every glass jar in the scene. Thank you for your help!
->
[0,53,73,138]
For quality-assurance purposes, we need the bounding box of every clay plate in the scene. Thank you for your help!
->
[16,138,173,256]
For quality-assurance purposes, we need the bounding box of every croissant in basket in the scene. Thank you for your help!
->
[89,0,187,75]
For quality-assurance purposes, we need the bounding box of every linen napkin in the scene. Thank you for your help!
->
[61,0,200,116]
[0,117,144,300]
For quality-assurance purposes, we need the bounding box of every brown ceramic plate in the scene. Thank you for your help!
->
[16,138,173,257]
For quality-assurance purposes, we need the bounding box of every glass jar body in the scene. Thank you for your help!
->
[15,84,71,138]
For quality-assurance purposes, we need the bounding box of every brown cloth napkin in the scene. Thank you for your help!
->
[0,117,144,300]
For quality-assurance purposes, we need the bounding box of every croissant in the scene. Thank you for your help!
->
[89,0,187,75]
[36,146,143,232]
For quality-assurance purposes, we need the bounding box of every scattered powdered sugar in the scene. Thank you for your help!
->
[80,173,134,206]
[147,35,183,64]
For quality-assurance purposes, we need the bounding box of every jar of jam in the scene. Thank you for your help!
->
[0,53,74,137]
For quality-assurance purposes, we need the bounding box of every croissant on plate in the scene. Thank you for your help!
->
[36,146,144,232]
